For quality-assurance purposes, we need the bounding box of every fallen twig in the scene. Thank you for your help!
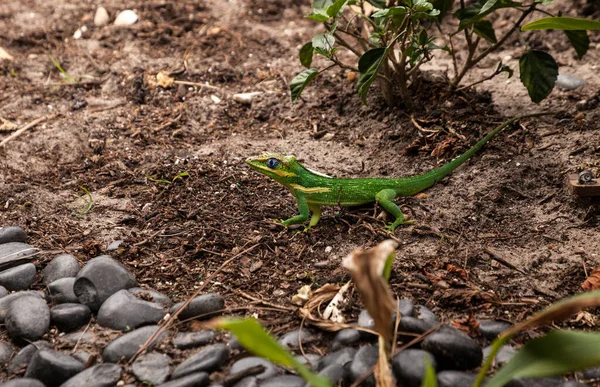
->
[0,112,61,148]
[484,247,527,275]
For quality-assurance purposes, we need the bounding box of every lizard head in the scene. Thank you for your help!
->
[245,153,302,184]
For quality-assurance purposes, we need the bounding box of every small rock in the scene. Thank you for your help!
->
[159,372,209,387]
[74,255,137,312]
[0,227,27,244]
[0,285,8,298]
[0,379,46,387]
[0,263,36,291]
[232,92,262,105]
[317,347,357,371]
[24,349,84,387]
[332,328,361,350]
[398,298,415,317]
[50,303,91,332]
[349,345,378,386]
[234,377,258,387]
[42,254,80,283]
[261,375,305,387]
[421,326,483,370]
[72,351,91,364]
[392,349,437,387]
[415,305,440,323]
[561,382,588,387]
[437,371,479,387]
[60,332,95,345]
[483,344,517,366]
[48,277,78,304]
[132,352,171,385]
[315,364,347,386]
[0,242,36,271]
[5,294,50,341]
[106,240,123,251]
[0,291,44,323]
[114,10,138,26]
[129,287,173,308]
[173,331,215,349]
[479,320,511,340]
[73,28,83,40]
[8,341,51,374]
[295,354,320,370]
[397,316,437,340]
[171,343,229,379]
[576,100,589,111]
[103,325,168,363]
[229,357,278,380]
[94,6,110,27]
[0,341,14,365]
[279,328,315,349]
[97,289,165,330]
[61,363,123,387]
[583,365,600,379]
[357,309,376,338]
[555,73,586,90]
[170,293,224,320]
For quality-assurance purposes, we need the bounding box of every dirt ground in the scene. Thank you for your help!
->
[1,0,599,377]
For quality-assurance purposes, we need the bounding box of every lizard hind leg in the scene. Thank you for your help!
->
[307,203,322,229]
[375,189,416,231]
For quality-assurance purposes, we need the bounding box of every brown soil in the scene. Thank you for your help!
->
[1,0,599,384]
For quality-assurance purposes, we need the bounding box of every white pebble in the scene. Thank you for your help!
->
[114,10,138,26]
[211,95,221,104]
[73,29,82,39]
[94,6,110,26]
[325,246,332,254]
[233,92,262,105]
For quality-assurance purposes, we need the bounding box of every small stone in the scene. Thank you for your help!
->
[0,341,15,365]
[42,254,80,283]
[261,375,305,387]
[8,341,51,374]
[72,351,91,364]
[74,255,137,312]
[317,347,357,371]
[106,240,123,251]
[0,291,44,323]
[73,29,83,39]
[97,289,165,330]
[24,349,84,387]
[0,263,36,291]
[295,354,320,370]
[132,352,171,385]
[60,332,95,345]
[479,320,511,340]
[392,349,437,387]
[583,365,600,379]
[211,95,221,104]
[48,278,78,304]
[575,112,585,121]
[0,227,27,244]
[315,364,347,385]
[170,293,224,320]
[415,305,439,323]
[234,377,258,387]
[94,6,110,26]
[279,328,315,349]
[576,100,589,111]
[173,331,215,349]
[5,294,50,341]
[398,298,415,317]
[397,316,437,340]
[114,10,138,26]
[103,325,168,363]
[171,343,229,379]
[0,242,36,271]
[230,357,278,380]
[129,287,173,308]
[483,344,517,366]
[555,73,586,90]
[421,326,483,370]
[232,92,262,105]
[0,379,46,387]
[0,285,8,298]
[349,345,378,386]
[357,309,376,338]
[332,328,361,350]
[50,303,91,332]
[61,363,123,387]
[437,371,479,387]
[159,372,209,387]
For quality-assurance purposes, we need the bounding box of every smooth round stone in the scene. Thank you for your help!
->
[73,255,137,312]
[173,331,215,349]
[50,303,91,332]
[392,349,437,387]
[48,277,78,304]
[160,372,209,387]
[349,345,378,386]
[132,352,171,385]
[397,316,437,343]
[479,320,511,340]
[556,73,586,90]
[94,6,110,26]
[8,341,51,374]
[0,341,15,365]
[170,293,224,321]
[0,378,46,387]
[415,305,440,323]
[233,378,257,387]
[42,254,80,283]
[72,351,92,365]
[483,344,517,365]
[357,309,375,335]
[60,332,95,346]
[129,287,173,308]
[279,328,315,349]
[24,349,84,387]
[114,9,138,26]
[0,242,36,270]
[261,375,305,387]
[230,357,278,380]
[103,325,168,363]
[0,263,36,291]
[437,371,479,387]
[0,291,44,323]
[317,347,357,371]
[295,354,320,370]
[583,365,600,379]
[315,364,347,385]
[421,326,483,370]
[0,227,27,244]
[60,363,123,387]
[561,382,589,387]
[97,289,165,331]
[332,328,361,350]
[0,285,8,298]
[398,298,415,317]
[106,240,123,251]
[171,343,229,379]
[5,294,50,341]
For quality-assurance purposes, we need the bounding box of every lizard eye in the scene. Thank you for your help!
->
[266,158,280,169]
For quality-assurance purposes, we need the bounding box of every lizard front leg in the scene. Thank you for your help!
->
[375,189,416,231]
[280,192,309,227]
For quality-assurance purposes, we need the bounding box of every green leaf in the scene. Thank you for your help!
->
[290,68,320,103]
[357,47,387,104]
[372,6,407,18]
[327,0,348,17]
[430,0,455,20]
[312,33,335,57]
[422,358,438,387]
[306,13,329,22]
[565,30,589,59]
[413,0,434,12]
[498,63,513,78]
[519,51,558,104]
[479,0,497,14]
[299,42,314,68]
[455,0,521,27]
[418,29,428,45]
[366,0,387,8]
[382,252,394,283]
[473,19,497,43]
[522,16,600,31]
[486,331,600,387]
[215,318,333,387]
[537,0,555,4]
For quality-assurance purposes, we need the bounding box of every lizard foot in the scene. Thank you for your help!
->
[385,219,417,232]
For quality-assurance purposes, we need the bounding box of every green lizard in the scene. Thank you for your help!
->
[246,114,547,231]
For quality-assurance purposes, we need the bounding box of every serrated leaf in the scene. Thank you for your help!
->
[366,0,387,8]
[299,42,314,68]
[327,0,348,17]
[290,68,320,103]
[565,30,589,59]
[519,51,558,103]
[473,19,497,43]
[522,16,600,31]
[357,47,387,104]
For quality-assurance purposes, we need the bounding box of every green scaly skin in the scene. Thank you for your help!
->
[245,114,547,231]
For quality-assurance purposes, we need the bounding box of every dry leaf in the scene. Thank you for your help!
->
[375,337,394,387]
[156,71,174,88]
[291,284,312,306]
[431,137,456,158]
[582,267,600,291]
[451,314,480,336]
[322,281,351,323]
[0,47,13,61]
[446,263,468,280]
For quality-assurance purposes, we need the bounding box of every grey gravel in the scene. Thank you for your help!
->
[421,326,483,370]
[295,353,320,370]
[398,298,415,317]
[106,240,124,251]
[97,289,165,330]
[0,242,36,271]
[48,277,78,304]
[132,352,171,385]
[261,375,305,387]
[170,293,224,320]
[103,325,168,363]
[24,349,84,387]
[8,341,51,374]
[229,357,278,380]
[437,371,479,387]
[159,372,209,387]
[0,378,46,387]
[50,303,91,332]
[357,309,376,337]
[60,332,95,345]
[0,227,27,244]
[317,347,357,371]
[233,378,257,387]
[173,331,215,349]
[42,254,80,283]
[60,363,123,387]
[583,365,600,379]
[392,349,437,387]
[279,328,315,349]
[349,345,378,386]
[0,263,36,291]
[129,287,173,308]
[72,351,92,365]
[171,343,229,379]
[5,294,50,341]
[479,320,511,340]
